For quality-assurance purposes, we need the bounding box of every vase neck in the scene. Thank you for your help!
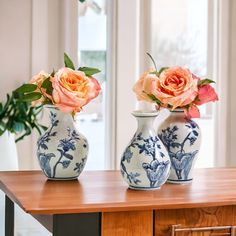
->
[132,111,158,135]
[48,108,74,126]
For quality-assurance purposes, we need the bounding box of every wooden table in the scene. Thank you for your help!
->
[1,168,236,236]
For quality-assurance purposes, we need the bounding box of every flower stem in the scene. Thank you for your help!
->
[146,52,158,72]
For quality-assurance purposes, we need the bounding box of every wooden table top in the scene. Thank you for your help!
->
[0,168,236,214]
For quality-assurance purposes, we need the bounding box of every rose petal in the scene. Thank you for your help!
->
[195,84,219,105]
[185,105,200,119]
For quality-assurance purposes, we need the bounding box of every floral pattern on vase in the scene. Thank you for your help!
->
[158,110,201,184]
[37,108,88,180]
[120,111,170,190]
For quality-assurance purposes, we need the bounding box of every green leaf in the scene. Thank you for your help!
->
[198,78,215,87]
[150,71,159,76]
[18,92,42,102]
[14,84,37,94]
[15,126,31,143]
[41,78,53,95]
[3,94,12,111]
[64,53,75,70]
[78,67,101,76]
[159,67,169,75]
[13,122,25,133]
[0,103,2,113]
[0,120,6,131]
[50,69,55,77]
[146,94,162,105]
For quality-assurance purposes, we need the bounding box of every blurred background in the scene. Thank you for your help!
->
[0,0,235,235]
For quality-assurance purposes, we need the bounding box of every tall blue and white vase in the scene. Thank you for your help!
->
[37,107,88,180]
[158,110,201,184]
[120,111,171,190]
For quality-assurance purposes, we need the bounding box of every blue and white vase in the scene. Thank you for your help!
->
[37,107,88,180]
[158,110,201,184]
[120,111,170,190]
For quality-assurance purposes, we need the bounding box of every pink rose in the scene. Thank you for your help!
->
[30,71,52,106]
[51,68,101,113]
[150,67,198,109]
[195,84,218,105]
[133,70,158,102]
[184,105,200,119]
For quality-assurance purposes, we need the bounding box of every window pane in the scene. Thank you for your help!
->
[78,0,107,170]
[151,0,215,167]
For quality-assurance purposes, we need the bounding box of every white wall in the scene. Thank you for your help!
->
[0,0,78,169]
[0,0,34,169]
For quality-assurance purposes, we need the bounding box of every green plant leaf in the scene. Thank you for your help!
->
[78,67,101,76]
[14,84,37,94]
[64,53,75,70]
[0,120,6,133]
[0,103,2,113]
[146,94,162,105]
[159,67,169,75]
[18,92,42,102]
[41,78,53,95]
[3,94,12,111]
[150,71,159,76]
[13,122,25,133]
[198,78,215,87]
[50,69,55,77]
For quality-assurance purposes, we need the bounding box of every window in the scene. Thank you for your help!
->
[77,0,107,170]
[151,0,215,167]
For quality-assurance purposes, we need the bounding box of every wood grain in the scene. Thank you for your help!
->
[102,211,153,236]
[155,206,236,236]
[0,168,236,214]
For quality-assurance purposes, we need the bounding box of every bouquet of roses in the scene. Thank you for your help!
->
[14,53,101,115]
[133,54,218,118]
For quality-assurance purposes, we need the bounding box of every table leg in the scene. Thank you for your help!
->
[5,195,14,236]
[53,213,101,236]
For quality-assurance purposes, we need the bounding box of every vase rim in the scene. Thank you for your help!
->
[170,109,185,113]
[44,105,59,110]
[132,110,159,117]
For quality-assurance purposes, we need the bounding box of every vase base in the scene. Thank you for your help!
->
[128,185,161,191]
[47,176,78,181]
[167,178,193,184]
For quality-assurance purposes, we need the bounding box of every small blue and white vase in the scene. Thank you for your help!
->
[158,110,201,184]
[37,107,88,180]
[120,111,171,190]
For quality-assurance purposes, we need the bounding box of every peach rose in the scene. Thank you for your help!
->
[51,67,101,113]
[195,84,218,105]
[133,70,159,102]
[150,67,198,109]
[30,71,52,106]
[30,71,49,87]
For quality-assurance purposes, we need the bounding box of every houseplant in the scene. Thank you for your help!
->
[0,91,46,170]
[133,53,218,184]
[13,53,101,180]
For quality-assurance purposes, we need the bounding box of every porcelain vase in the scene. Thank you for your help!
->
[37,107,88,180]
[120,111,171,190]
[158,110,201,184]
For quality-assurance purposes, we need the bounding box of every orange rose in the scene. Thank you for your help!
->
[30,71,52,106]
[133,70,159,102]
[51,68,101,113]
[150,67,198,109]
